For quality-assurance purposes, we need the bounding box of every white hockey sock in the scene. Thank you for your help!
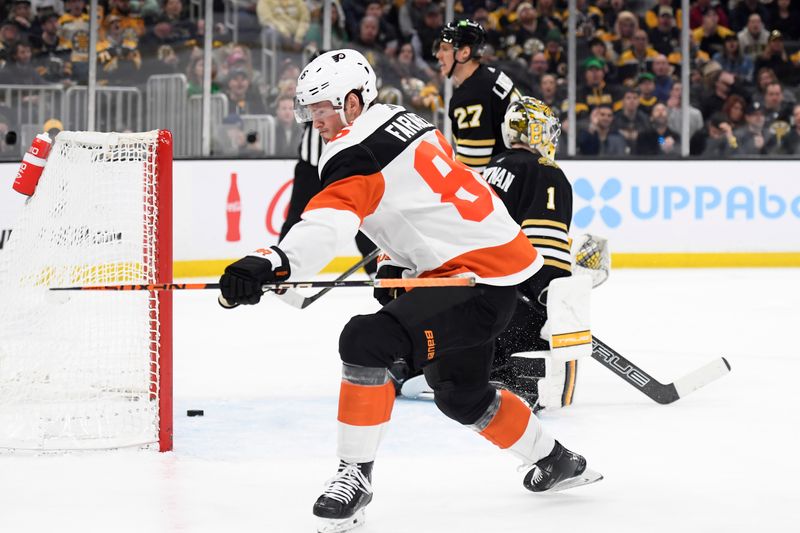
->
[336,364,396,464]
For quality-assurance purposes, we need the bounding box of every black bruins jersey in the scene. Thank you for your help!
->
[483,148,573,296]
[450,64,521,171]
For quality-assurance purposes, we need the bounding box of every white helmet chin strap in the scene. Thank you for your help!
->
[337,90,369,125]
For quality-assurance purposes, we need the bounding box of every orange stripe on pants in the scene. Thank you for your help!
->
[479,389,532,449]
[337,380,396,427]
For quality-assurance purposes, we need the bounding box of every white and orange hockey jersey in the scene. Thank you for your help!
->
[278,103,542,285]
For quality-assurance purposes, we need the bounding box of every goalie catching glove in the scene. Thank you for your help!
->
[219,246,291,306]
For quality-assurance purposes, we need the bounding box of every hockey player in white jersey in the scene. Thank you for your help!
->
[219,49,602,533]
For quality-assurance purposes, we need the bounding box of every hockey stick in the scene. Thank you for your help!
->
[591,337,731,404]
[50,277,475,292]
[277,248,380,309]
[517,294,730,404]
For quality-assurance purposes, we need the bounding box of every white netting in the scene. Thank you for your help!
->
[0,130,166,451]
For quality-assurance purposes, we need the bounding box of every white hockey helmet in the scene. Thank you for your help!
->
[294,49,378,124]
[501,97,561,160]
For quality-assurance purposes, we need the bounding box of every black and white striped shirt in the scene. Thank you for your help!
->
[299,123,325,167]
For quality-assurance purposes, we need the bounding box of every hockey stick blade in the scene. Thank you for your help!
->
[592,337,731,404]
[277,249,380,309]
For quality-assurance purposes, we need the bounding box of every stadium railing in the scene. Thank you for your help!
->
[64,86,143,134]
[241,113,276,155]
[146,74,190,157]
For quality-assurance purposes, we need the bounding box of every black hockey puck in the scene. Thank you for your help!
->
[186,409,204,417]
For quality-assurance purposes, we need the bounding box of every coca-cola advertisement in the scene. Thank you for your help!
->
[226,172,241,242]
[171,159,367,276]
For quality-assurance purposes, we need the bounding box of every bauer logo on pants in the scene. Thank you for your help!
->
[424,330,436,360]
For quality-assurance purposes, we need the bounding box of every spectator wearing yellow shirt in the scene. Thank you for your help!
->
[58,0,90,50]
[644,0,682,31]
[257,0,310,53]
[617,29,658,86]
[648,5,680,56]
[575,57,622,117]
[106,0,146,38]
[605,10,638,58]
[692,9,734,56]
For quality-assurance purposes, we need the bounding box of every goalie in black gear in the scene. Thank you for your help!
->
[484,97,577,411]
[435,19,522,172]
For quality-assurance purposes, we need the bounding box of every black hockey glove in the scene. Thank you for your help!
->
[373,264,408,306]
[219,246,291,307]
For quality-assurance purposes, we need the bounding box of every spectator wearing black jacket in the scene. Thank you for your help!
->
[769,0,800,41]
[754,30,798,86]
[614,87,649,152]
[635,103,680,155]
[768,104,800,155]
[733,101,770,155]
[578,105,627,156]
[223,67,267,115]
[730,0,771,33]
[0,41,45,84]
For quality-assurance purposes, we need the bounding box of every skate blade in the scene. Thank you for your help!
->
[549,467,603,492]
[316,509,366,533]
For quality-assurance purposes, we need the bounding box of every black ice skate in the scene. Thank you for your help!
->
[522,441,603,492]
[313,460,373,533]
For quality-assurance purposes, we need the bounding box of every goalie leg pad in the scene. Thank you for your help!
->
[545,275,592,365]
[491,351,547,408]
[503,352,579,411]
[536,357,579,410]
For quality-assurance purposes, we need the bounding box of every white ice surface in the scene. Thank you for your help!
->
[2,269,798,533]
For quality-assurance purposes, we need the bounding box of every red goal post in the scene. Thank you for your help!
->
[0,129,173,452]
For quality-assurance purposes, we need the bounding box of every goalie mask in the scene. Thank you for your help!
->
[294,49,378,124]
[501,97,561,161]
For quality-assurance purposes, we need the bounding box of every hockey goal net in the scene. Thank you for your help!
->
[0,130,173,452]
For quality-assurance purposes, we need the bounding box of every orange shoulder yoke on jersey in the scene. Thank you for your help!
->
[305,172,385,223]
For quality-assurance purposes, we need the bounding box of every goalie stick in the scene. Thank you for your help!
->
[591,337,730,404]
[517,293,730,404]
[277,248,380,309]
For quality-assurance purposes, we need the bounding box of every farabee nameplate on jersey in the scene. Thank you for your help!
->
[383,112,435,143]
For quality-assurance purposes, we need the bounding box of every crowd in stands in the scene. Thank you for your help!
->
[0,0,799,157]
